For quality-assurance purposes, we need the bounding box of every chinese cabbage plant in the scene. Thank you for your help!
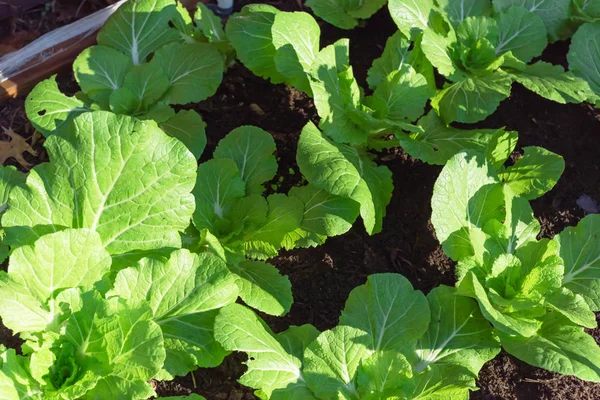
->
[431,147,600,380]
[0,111,244,397]
[214,273,500,399]
[190,125,359,315]
[305,0,387,29]
[25,0,228,158]
[388,0,595,123]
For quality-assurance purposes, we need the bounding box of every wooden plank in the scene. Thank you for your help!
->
[0,0,202,102]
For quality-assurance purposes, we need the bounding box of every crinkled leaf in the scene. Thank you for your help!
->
[213,126,277,195]
[97,0,180,64]
[0,346,42,399]
[233,260,293,316]
[3,111,197,255]
[150,42,224,104]
[545,288,597,328]
[297,122,393,234]
[340,273,430,352]
[498,146,564,200]
[25,76,89,137]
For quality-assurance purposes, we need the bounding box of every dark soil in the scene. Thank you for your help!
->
[0,1,599,400]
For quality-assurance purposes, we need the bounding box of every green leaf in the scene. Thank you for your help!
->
[558,214,600,310]
[150,42,224,104]
[233,260,293,316]
[159,110,207,159]
[286,184,360,247]
[367,31,413,89]
[25,76,89,137]
[431,75,512,124]
[484,128,518,170]
[226,4,285,84]
[545,288,597,328]
[304,326,371,399]
[214,304,304,396]
[492,0,571,42]
[368,65,433,122]
[194,2,226,42]
[421,29,457,78]
[498,146,564,200]
[436,0,492,27]
[122,62,170,109]
[399,110,514,165]
[272,12,320,94]
[108,250,239,376]
[3,111,197,255]
[0,165,25,210]
[0,346,42,399]
[192,158,246,234]
[414,286,500,375]
[109,87,140,115]
[568,22,600,97]
[498,313,600,381]
[305,0,361,29]
[356,351,412,399]
[73,45,133,102]
[508,61,596,104]
[495,6,547,63]
[276,325,321,361]
[340,273,430,352]
[431,151,504,261]
[97,0,180,64]
[388,0,437,37]
[213,126,277,195]
[297,122,393,235]
[247,194,304,249]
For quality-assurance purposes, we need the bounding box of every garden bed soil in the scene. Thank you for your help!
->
[0,1,599,399]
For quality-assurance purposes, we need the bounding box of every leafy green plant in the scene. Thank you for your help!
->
[214,273,500,399]
[190,125,360,316]
[0,111,245,397]
[305,0,387,29]
[388,0,595,123]
[431,147,600,380]
[25,0,228,158]
[568,22,600,106]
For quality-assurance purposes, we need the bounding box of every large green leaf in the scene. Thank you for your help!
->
[431,75,512,124]
[149,42,224,105]
[226,4,285,84]
[122,62,170,109]
[431,151,504,261]
[297,122,393,235]
[399,111,514,165]
[159,110,207,159]
[304,326,371,399]
[97,0,180,64]
[497,146,564,200]
[214,304,305,397]
[108,250,239,376]
[305,0,361,29]
[232,260,293,317]
[0,346,42,399]
[414,286,499,375]
[367,31,413,89]
[340,273,430,352]
[498,313,600,381]
[213,126,277,195]
[492,0,571,42]
[272,12,319,94]
[557,214,600,310]
[356,350,412,399]
[388,0,437,37]
[568,22,600,99]
[436,0,492,27]
[421,29,457,78]
[25,76,89,137]
[495,6,547,63]
[3,111,197,255]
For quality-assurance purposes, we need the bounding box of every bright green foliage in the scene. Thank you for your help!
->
[306,0,387,29]
[432,149,600,381]
[2,112,197,257]
[26,0,225,159]
[0,166,25,262]
[568,22,600,106]
[192,125,360,316]
[571,0,600,23]
[389,0,595,123]
[214,273,499,399]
